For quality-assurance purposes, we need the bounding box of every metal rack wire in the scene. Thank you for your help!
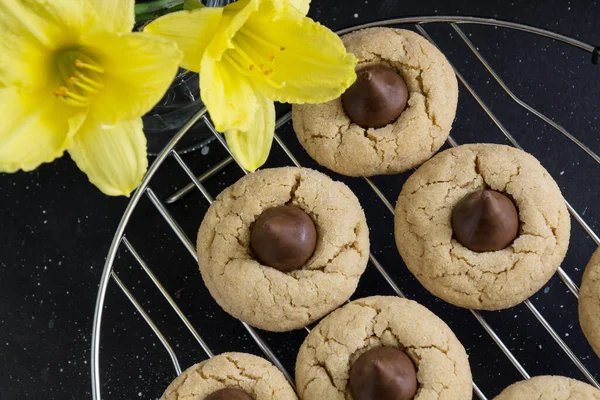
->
[91,17,600,400]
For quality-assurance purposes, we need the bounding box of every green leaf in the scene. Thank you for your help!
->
[184,0,205,10]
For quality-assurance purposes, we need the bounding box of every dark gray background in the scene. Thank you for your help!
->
[1,1,599,399]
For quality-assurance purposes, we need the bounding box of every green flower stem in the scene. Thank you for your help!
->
[135,0,185,21]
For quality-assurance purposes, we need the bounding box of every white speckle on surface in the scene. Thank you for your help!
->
[201,146,210,155]
[543,287,550,294]
[353,13,359,18]
[559,170,565,175]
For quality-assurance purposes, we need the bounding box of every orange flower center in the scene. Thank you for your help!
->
[53,50,104,107]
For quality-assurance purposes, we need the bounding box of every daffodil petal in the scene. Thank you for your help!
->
[0,87,85,172]
[207,0,258,60]
[11,0,98,43]
[285,0,310,15]
[21,0,98,31]
[84,32,182,124]
[144,7,223,72]
[237,1,356,104]
[0,0,96,88]
[68,118,147,197]
[0,1,50,87]
[225,92,275,171]
[201,52,257,132]
[88,0,134,33]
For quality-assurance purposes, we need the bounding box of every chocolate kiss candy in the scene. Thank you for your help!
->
[349,346,418,400]
[205,388,253,400]
[341,65,409,129]
[451,189,519,252]
[250,205,317,272]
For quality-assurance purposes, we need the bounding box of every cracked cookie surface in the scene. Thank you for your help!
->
[579,247,600,357]
[394,143,570,310]
[292,27,458,177]
[295,296,472,400]
[197,167,370,332]
[160,352,297,400]
[493,376,600,400]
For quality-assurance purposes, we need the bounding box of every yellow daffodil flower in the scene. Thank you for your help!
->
[146,0,357,171]
[0,0,183,196]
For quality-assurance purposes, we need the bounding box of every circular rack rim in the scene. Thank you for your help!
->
[91,15,599,400]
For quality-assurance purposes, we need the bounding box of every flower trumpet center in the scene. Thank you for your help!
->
[224,29,286,89]
[53,50,104,107]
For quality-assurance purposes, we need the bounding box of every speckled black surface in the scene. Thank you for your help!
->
[1,1,600,399]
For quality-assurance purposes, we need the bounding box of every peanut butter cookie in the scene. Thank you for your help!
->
[160,353,297,400]
[295,296,472,400]
[293,27,458,176]
[493,376,600,400]
[579,247,600,357]
[197,167,370,332]
[394,144,570,310]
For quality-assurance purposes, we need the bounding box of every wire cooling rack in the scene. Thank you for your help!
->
[91,17,600,400]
